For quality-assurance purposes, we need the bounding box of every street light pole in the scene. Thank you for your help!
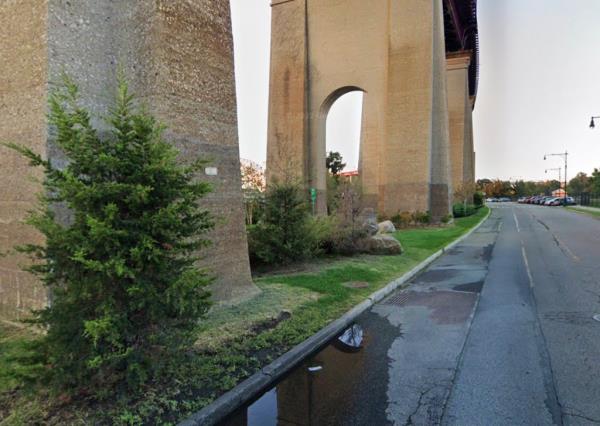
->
[590,116,600,129]
[544,152,568,206]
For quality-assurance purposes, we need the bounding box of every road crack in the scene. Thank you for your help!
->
[564,410,600,424]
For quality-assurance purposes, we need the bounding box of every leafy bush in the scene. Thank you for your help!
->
[453,203,476,218]
[5,75,214,396]
[391,211,413,228]
[326,173,341,215]
[310,215,339,252]
[441,214,453,224]
[377,212,390,222]
[412,211,431,226]
[317,216,368,255]
[474,191,484,208]
[248,181,322,264]
[416,212,431,225]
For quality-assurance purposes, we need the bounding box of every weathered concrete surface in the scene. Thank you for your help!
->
[447,52,475,199]
[0,0,258,319]
[266,0,454,220]
[0,0,49,319]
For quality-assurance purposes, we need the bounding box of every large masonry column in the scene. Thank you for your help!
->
[0,0,258,320]
[267,0,454,221]
[468,96,476,184]
[266,0,309,188]
[446,51,473,198]
[427,0,453,220]
[0,0,49,320]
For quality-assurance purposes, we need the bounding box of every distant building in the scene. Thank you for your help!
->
[552,189,567,198]
[339,170,360,181]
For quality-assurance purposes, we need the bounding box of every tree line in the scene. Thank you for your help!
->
[478,169,600,198]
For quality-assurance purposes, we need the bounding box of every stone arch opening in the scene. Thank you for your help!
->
[311,86,366,213]
[324,88,364,173]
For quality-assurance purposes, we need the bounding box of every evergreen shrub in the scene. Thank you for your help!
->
[5,74,214,396]
[248,181,322,264]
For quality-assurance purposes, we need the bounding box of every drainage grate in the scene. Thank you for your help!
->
[384,291,411,306]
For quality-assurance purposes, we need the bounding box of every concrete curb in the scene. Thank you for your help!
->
[180,207,492,426]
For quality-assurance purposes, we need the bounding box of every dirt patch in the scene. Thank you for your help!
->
[342,281,370,289]
[250,310,292,334]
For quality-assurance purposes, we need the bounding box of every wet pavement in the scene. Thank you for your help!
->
[220,204,600,425]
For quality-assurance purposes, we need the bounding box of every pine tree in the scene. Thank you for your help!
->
[5,74,214,394]
[249,181,319,264]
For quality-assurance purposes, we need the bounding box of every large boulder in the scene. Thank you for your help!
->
[357,234,403,255]
[378,220,396,234]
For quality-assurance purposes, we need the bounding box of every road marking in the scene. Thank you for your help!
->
[553,234,581,263]
[532,214,580,263]
[513,209,521,233]
[521,246,534,288]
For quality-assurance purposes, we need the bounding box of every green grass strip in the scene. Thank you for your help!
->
[567,206,600,219]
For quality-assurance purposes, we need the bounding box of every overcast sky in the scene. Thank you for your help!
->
[230,0,600,181]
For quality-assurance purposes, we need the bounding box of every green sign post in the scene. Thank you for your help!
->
[310,188,317,215]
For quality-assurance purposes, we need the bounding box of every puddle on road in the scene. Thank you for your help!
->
[220,318,397,426]
[452,281,484,293]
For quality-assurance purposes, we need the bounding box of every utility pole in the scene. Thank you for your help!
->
[544,152,568,205]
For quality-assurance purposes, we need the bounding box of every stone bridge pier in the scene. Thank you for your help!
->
[0,0,258,320]
[266,0,479,221]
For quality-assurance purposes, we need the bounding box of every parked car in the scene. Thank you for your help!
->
[549,196,576,206]
[499,197,511,202]
[539,196,551,205]
[486,197,498,203]
[541,196,554,205]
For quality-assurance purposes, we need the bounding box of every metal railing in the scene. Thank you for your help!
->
[573,193,600,208]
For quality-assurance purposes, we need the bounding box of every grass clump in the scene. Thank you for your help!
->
[566,206,600,219]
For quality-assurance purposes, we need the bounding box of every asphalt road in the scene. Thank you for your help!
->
[445,203,600,426]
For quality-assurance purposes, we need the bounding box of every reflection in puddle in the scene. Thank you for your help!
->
[248,389,277,426]
[221,324,369,426]
[335,324,364,352]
